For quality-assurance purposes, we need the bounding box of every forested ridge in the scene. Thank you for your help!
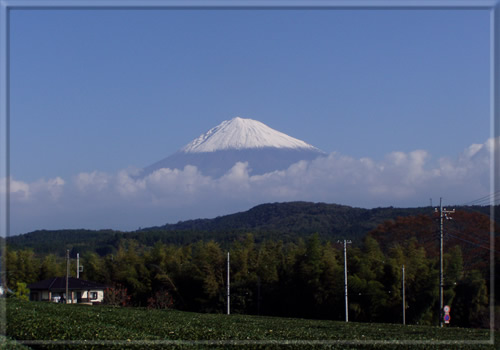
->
[4,202,499,328]
[6,202,496,255]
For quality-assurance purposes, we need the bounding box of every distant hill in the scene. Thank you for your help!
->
[6,202,497,255]
[5,229,122,257]
[140,202,434,240]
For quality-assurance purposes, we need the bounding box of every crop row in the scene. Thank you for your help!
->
[3,298,497,349]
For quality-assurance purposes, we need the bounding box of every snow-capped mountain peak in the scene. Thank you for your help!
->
[142,116,326,178]
[181,117,320,153]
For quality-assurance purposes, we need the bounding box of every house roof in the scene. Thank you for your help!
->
[28,277,108,291]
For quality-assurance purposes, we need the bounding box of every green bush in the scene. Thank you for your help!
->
[14,282,29,301]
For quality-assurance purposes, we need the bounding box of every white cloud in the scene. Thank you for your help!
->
[6,138,497,235]
[75,171,110,193]
[6,176,65,202]
[9,178,30,201]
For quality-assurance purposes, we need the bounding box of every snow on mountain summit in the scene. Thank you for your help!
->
[141,117,326,178]
[181,117,320,153]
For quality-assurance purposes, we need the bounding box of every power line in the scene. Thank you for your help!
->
[461,190,500,206]
[462,191,499,205]
[446,232,499,254]
[445,227,491,246]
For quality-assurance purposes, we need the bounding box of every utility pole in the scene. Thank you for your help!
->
[227,251,230,315]
[76,253,79,279]
[65,250,69,304]
[435,198,454,327]
[402,265,405,325]
[338,240,352,322]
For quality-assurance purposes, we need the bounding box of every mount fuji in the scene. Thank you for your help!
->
[142,117,327,178]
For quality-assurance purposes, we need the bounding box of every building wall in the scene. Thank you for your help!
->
[80,290,104,303]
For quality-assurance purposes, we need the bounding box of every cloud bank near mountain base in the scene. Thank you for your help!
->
[7,137,497,235]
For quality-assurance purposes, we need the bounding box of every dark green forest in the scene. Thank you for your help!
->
[6,202,497,254]
[4,202,499,329]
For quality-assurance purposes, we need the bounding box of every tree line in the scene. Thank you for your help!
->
[10,203,495,256]
[5,210,497,328]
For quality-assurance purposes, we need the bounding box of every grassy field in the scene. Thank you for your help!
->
[3,298,497,349]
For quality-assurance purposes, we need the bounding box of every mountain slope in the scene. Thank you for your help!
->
[7,203,497,255]
[142,117,326,178]
[140,202,435,240]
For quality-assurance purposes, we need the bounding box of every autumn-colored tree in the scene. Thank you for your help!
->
[147,289,174,309]
[369,214,437,256]
[443,210,495,275]
[102,285,131,307]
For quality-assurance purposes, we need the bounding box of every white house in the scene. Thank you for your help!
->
[28,277,108,304]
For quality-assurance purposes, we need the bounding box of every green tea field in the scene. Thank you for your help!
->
[3,299,497,349]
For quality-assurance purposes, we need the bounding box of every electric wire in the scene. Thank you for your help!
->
[445,227,491,245]
[445,232,499,254]
[460,190,500,206]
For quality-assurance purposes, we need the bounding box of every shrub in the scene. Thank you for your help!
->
[147,289,173,309]
[14,282,29,301]
[102,285,131,307]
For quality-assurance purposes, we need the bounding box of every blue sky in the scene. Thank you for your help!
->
[7,7,494,234]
